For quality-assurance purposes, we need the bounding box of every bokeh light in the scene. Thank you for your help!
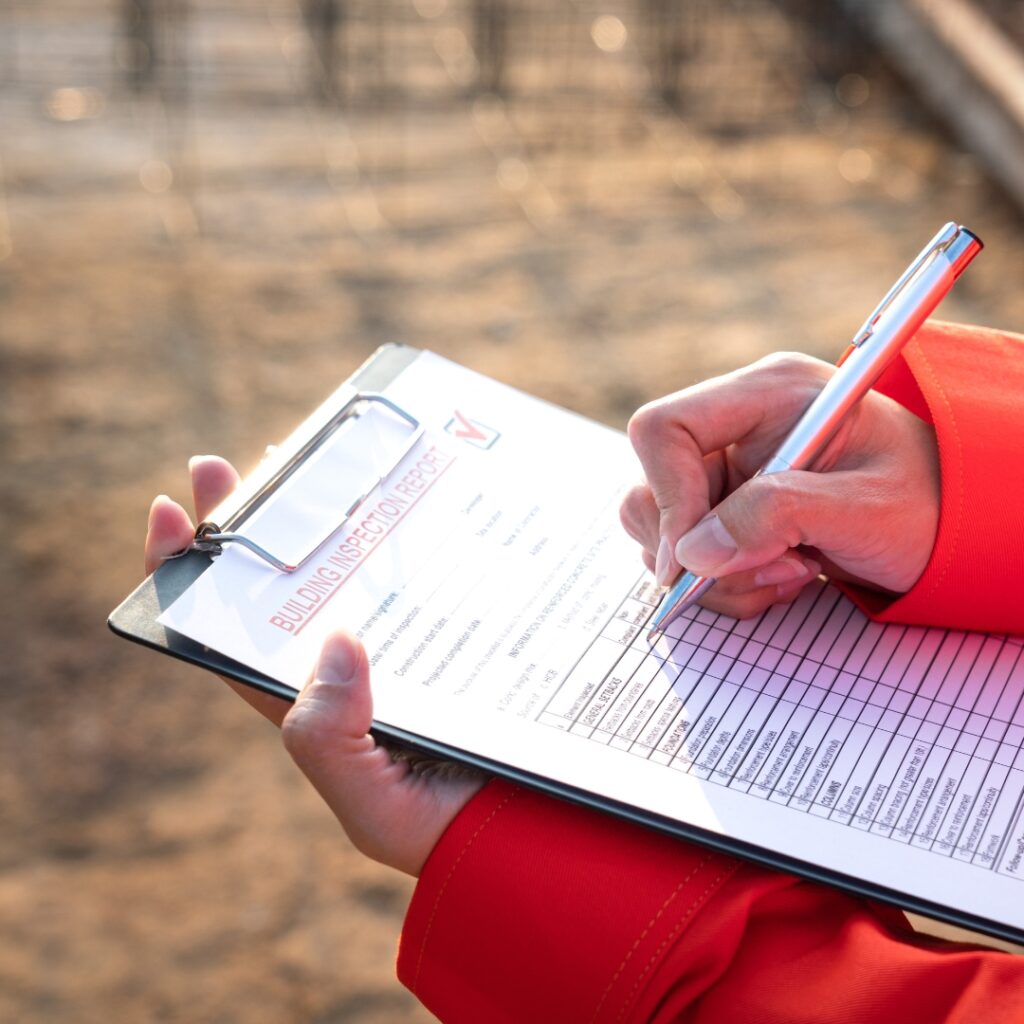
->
[591,15,628,54]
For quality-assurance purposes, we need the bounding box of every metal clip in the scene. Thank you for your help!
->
[191,392,423,572]
[850,221,960,348]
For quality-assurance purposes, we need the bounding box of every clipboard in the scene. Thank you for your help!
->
[109,344,1024,947]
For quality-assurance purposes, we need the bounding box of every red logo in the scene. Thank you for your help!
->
[445,411,500,449]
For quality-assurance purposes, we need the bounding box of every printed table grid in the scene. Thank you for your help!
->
[537,577,1024,875]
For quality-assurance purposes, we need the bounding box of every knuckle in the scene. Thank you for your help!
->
[620,482,648,518]
[618,500,633,536]
[627,392,694,450]
[754,350,831,384]
[626,400,663,448]
[619,484,654,539]
[628,394,703,470]
[618,503,641,542]
[743,472,798,523]
[281,702,332,763]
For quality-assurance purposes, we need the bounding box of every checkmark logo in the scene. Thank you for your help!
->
[445,410,500,449]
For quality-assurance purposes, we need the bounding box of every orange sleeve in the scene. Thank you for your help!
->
[399,781,1024,1023]
[844,320,1024,633]
[398,321,1024,1022]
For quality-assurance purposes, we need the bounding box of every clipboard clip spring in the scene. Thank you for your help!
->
[190,392,423,573]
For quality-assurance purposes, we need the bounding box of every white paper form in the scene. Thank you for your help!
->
[542,581,1024,876]
[160,351,1024,937]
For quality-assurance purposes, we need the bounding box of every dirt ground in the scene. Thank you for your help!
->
[2,3,1024,1022]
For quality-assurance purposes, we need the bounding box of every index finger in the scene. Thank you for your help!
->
[627,353,831,551]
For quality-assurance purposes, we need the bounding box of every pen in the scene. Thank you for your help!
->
[647,222,983,643]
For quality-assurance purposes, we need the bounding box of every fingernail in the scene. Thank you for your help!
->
[754,557,812,587]
[674,514,737,574]
[188,455,215,472]
[315,639,357,686]
[775,560,822,600]
[654,536,673,587]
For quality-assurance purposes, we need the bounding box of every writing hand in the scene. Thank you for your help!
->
[620,353,940,619]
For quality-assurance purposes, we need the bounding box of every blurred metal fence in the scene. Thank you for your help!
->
[4,0,1022,247]
[1,1,879,119]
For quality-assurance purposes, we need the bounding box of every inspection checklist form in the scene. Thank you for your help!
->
[160,351,1024,938]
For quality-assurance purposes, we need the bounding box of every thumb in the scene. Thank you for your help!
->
[674,470,862,579]
[281,631,377,810]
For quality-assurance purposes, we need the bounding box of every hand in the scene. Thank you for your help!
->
[620,353,941,619]
[144,456,485,876]
[282,631,485,876]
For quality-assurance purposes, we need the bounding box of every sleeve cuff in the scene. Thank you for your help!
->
[842,320,1024,634]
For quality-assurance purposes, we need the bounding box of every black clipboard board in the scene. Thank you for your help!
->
[108,343,1024,948]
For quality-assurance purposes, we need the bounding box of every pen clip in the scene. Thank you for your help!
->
[850,222,960,348]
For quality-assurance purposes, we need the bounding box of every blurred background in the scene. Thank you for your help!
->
[2,1,1024,1021]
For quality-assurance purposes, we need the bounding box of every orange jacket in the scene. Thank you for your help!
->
[397,322,1024,1023]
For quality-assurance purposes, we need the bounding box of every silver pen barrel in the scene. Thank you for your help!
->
[768,229,982,475]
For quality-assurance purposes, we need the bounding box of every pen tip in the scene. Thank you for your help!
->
[647,625,663,644]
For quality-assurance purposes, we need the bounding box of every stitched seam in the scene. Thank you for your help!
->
[411,791,517,990]
[907,340,963,600]
[615,866,736,1024]
[588,857,710,1024]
